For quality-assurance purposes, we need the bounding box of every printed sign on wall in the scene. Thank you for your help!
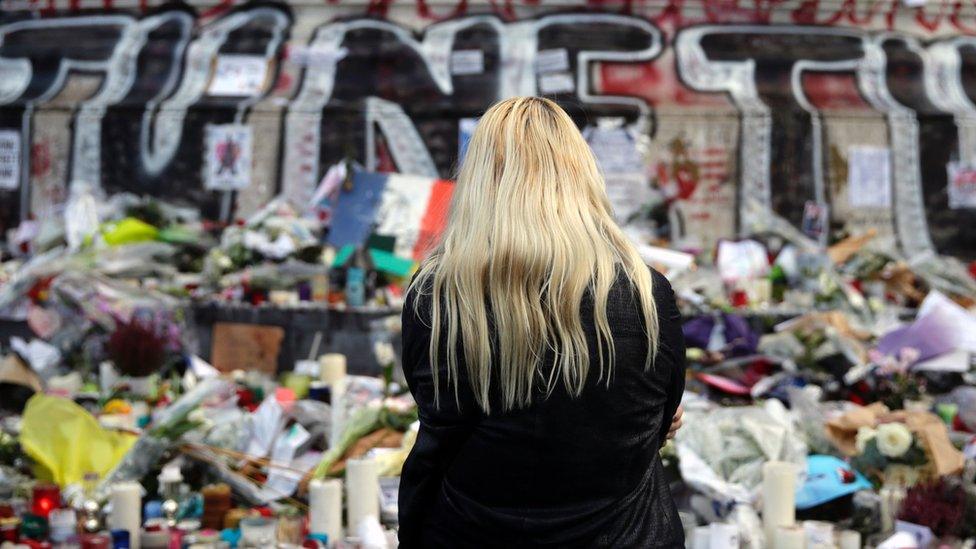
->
[0,130,21,190]
[205,124,253,191]
[947,161,976,209]
[207,54,268,97]
[847,146,891,209]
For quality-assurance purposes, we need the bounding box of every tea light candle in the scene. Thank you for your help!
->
[838,529,861,549]
[308,478,342,544]
[109,482,142,549]
[762,461,796,543]
[774,525,805,549]
[345,458,379,533]
[319,353,346,385]
[804,521,834,549]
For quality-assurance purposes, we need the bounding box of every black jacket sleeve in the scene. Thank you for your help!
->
[397,285,478,548]
[650,269,686,447]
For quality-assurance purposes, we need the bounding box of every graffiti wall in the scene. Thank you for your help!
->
[2,0,976,260]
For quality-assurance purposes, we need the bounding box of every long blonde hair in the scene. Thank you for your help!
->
[410,97,658,413]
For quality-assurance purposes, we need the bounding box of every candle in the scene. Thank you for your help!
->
[762,461,796,543]
[838,529,861,549]
[308,479,342,544]
[774,525,805,549]
[708,523,739,549]
[31,483,61,518]
[804,521,834,549]
[201,483,232,531]
[319,353,346,385]
[109,482,142,549]
[691,526,711,549]
[345,458,379,533]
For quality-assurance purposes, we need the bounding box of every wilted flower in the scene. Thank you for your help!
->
[855,426,877,454]
[876,423,913,458]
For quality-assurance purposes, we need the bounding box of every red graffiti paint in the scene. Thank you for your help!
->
[914,1,950,32]
[366,0,395,18]
[273,71,293,94]
[30,142,51,178]
[200,0,236,21]
[950,2,976,34]
[416,0,468,21]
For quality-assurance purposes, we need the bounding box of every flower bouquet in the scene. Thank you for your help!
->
[852,422,927,487]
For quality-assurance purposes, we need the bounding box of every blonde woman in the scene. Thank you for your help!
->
[398,97,686,548]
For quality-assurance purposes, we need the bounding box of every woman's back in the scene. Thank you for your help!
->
[397,96,686,547]
[398,268,686,548]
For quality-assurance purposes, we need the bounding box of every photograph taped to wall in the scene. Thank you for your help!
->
[0,130,21,191]
[205,124,253,191]
[947,161,976,210]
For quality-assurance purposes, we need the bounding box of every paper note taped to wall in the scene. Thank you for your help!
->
[208,54,268,97]
[211,322,284,375]
[451,50,484,75]
[0,130,21,191]
[847,146,891,208]
[947,161,976,209]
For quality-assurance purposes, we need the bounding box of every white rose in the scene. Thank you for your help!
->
[876,423,913,458]
[855,426,877,454]
[373,341,396,366]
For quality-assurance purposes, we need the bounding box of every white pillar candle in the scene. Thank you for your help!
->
[109,482,142,549]
[762,461,796,543]
[803,521,834,549]
[708,523,740,549]
[345,457,379,533]
[838,529,861,549]
[691,526,711,549]
[774,525,806,549]
[319,354,347,385]
[308,478,343,544]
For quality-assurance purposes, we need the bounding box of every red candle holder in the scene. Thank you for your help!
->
[31,483,61,518]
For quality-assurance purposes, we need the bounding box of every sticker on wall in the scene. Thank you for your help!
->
[947,161,976,209]
[536,48,569,74]
[450,50,484,75]
[208,54,269,97]
[538,72,575,95]
[458,118,478,165]
[847,146,891,209]
[0,130,20,191]
[205,124,253,191]
[583,121,651,223]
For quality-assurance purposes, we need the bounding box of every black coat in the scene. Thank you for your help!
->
[398,268,686,548]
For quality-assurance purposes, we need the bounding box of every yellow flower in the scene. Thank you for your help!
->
[876,423,913,458]
[103,399,131,415]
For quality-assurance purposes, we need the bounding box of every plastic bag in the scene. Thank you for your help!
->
[19,394,136,486]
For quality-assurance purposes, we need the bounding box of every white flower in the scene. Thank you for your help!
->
[855,426,877,454]
[876,423,913,458]
[373,341,396,366]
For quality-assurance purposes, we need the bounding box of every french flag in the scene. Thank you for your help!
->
[327,171,454,261]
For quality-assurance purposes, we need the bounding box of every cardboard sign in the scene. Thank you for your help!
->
[205,124,253,191]
[0,130,21,190]
[210,322,284,375]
